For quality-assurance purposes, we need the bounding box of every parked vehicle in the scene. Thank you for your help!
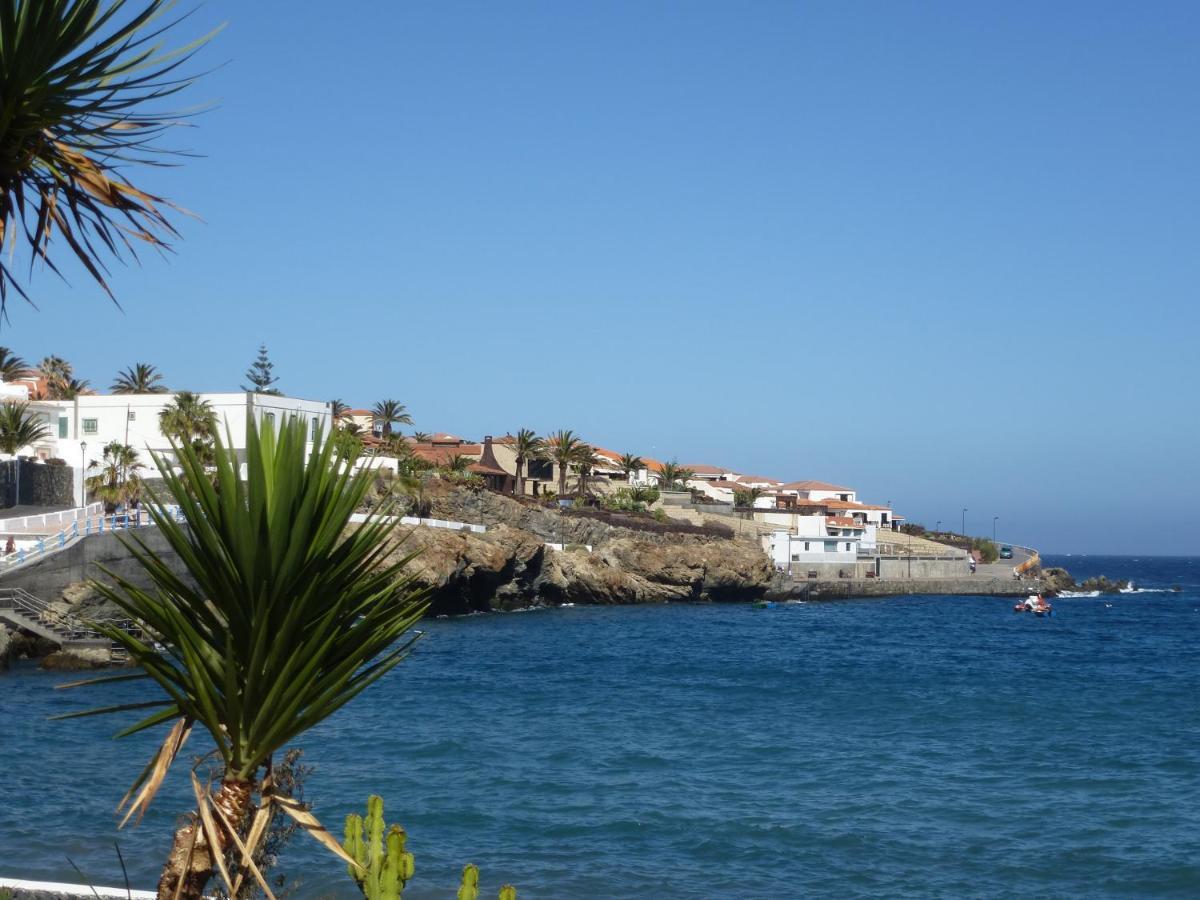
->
[999,545,1014,559]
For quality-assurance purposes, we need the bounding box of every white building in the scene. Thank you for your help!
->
[765,516,875,573]
[1,387,332,506]
[776,480,858,504]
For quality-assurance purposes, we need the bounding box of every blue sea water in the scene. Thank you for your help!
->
[2,555,1199,898]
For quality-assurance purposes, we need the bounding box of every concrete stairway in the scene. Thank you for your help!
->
[0,587,126,662]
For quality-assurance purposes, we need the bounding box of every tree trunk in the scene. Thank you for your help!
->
[516,460,524,497]
[156,779,253,900]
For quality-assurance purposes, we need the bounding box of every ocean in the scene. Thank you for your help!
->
[1,555,1198,898]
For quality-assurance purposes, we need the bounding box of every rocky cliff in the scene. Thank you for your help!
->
[391,487,774,614]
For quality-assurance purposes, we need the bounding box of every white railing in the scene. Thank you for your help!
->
[0,506,186,574]
[0,502,104,535]
[349,512,486,534]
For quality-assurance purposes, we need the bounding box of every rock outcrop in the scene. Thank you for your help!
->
[386,487,774,614]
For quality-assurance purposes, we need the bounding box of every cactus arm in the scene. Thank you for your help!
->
[498,886,518,900]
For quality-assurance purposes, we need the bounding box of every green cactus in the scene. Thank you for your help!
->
[457,864,479,900]
[498,886,518,900]
[343,795,415,899]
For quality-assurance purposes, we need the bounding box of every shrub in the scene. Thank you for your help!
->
[652,508,668,523]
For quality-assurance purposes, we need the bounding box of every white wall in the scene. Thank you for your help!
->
[767,530,859,567]
[18,392,331,504]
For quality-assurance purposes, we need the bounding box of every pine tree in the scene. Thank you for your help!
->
[242,344,281,395]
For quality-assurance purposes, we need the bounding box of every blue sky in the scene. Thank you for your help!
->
[5,1,1198,554]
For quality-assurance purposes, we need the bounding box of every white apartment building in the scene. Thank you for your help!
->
[2,388,332,506]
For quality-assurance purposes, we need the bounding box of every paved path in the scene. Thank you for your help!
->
[975,545,1035,581]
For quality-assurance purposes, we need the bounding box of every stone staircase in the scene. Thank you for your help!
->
[0,587,131,663]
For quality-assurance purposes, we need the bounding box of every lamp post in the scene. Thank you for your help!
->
[993,516,999,544]
[935,520,941,534]
[961,507,967,538]
[80,441,87,508]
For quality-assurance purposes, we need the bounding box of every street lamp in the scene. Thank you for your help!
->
[80,441,87,508]
[961,507,968,537]
[993,516,999,543]
[935,520,941,534]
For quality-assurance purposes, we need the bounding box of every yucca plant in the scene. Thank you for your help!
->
[58,415,430,899]
[0,0,217,311]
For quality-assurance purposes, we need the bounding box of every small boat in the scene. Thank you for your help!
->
[1013,594,1053,617]
[752,600,777,609]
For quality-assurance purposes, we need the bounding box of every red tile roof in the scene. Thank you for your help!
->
[778,479,853,492]
[825,516,860,528]
[734,474,782,485]
[680,464,727,475]
[411,443,483,465]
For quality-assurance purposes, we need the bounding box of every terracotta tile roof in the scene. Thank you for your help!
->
[411,443,483,465]
[734,474,782,485]
[429,433,467,444]
[342,408,372,417]
[778,479,853,492]
[469,461,508,477]
[680,464,726,475]
[825,516,860,528]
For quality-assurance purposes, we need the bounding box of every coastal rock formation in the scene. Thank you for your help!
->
[385,487,774,614]
[0,625,10,670]
[1041,567,1128,595]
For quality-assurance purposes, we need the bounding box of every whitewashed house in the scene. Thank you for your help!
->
[1,386,331,506]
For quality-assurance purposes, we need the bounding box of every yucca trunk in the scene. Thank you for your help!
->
[156,778,253,900]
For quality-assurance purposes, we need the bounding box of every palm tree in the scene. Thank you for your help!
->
[372,399,413,438]
[544,430,584,496]
[85,441,144,513]
[112,363,167,394]
[657,460,696,492]
[573,444,598,497]
[330,399,349,420]
[0,401,49,455]
[441,453,473,477]
[58,376,91,399]
[618,452,644,483]
[159,391,218,454]
[410,431,431,443]
[0,0,215,312]
[733,486,764,507]
[512,428,545,496]
[37,355,73,398]
[0,347,31,383]
[61,416,429,898]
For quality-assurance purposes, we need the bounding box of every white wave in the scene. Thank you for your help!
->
[1057,590,1101,598]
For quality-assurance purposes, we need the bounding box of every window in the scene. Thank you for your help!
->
[311,417,318,440]
[803,542,810,551]
[823,541,837,552]
[845,542,852,551]
[527,459,553,480]
[791,553,800,562]
[82,418,98,435]
[58,418,68,439]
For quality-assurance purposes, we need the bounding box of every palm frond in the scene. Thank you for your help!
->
[0,0,219,312]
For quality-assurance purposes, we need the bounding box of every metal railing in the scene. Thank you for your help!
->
[0,502,104,534]
[0,506,186,574]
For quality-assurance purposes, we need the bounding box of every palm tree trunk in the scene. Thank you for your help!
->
[156,778,253,900]
[516,460,524,497]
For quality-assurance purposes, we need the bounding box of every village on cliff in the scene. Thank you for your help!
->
[0,351,986,584]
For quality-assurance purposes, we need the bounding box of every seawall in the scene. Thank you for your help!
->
[767,575,1043,601]
[0,527,180,598]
